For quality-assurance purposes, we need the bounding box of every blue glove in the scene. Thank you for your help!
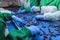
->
[35,15,44,20]
[17,9,26,14]
[30,7,34,13]
[12,16,26,24]
[10,11,16,15]
[26,25,40,36]
[6,21,16,32]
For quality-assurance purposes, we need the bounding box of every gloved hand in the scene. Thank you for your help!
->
[12,16,26,24]
[26,25,40,40]
[10,11,15,15]
[17,9,26,14]
[35,14,56,21]
[30,6,40,13]
[26,25,40,36]
[35,15,45,20]
[30,6,35,13]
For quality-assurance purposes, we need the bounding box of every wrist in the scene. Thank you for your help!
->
[12,15,15,18]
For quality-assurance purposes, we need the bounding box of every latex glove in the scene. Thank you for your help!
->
[10,11,15,15]
[35,14,55,21]
[44,12,60,21]
[12,15,25,24]
[26,25,40,36]
[17,9,26,14]
[30,6,35,13]
[30,6,40,13]
[35,15,45,20]
[0,9,15,15]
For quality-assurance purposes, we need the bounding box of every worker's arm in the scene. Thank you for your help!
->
[35,12,60,21]
[0,12,25,24]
